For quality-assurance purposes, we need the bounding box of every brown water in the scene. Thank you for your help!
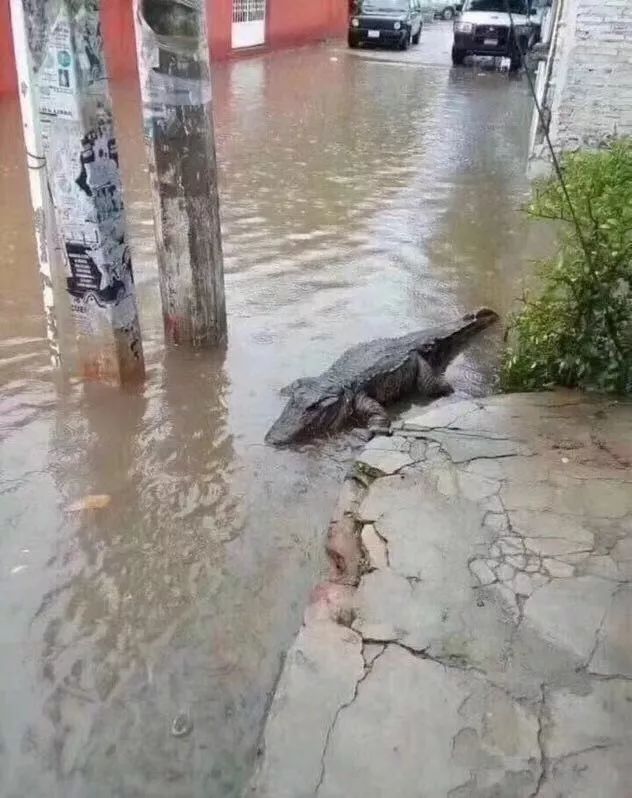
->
[0,26,541,798]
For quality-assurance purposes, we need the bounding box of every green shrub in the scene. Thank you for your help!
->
[502,140,632,394]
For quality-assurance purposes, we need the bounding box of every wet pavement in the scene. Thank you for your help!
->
[1,22,540,798]
[251,393,632,798]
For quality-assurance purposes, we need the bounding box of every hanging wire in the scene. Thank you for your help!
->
[503,0,595,267]
[503,0,629,361]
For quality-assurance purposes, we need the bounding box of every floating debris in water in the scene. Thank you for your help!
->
[171,712,193,738]
[66,494,112,512]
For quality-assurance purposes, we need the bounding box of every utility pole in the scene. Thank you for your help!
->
[10,0,145,385]
[133,0,227,347]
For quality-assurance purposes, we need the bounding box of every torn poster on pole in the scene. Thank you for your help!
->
[12,0,145,384]
[133,0,227,347]
[10,0,63,367]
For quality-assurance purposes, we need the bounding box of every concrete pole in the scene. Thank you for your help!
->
[133,0,227,347]
[10,0,145,385]
[10,0,62,368]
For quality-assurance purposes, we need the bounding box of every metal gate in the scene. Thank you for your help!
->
[232,0,266,49]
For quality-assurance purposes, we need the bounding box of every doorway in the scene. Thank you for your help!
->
[232,0,266,49]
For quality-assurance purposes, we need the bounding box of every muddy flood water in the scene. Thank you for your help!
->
[1,26,543,798]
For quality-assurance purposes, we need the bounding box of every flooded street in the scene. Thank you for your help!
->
[0,24,540,797]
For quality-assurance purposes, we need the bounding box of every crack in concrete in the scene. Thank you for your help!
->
[447,774,476,797]
[529,685,547,798]
[360,637,495,680]
[498,493,517,536]
[356,459,415,480]
[584,583,623,672]
[403,427,522,443]
[371,523,391,569]
[458,452,536,465]
[368,523,427,586]
[455,690,476,719]
[467,556,499,587]
[481,509,509,528]
[551,742,613,765]
[586,671,632,682]
[358,637,544,744]
[314,644,388,796]
[599,530,627,557]
[411,433,534,467]
[401,403,485,435]
[361,641,386,667]
[515,592,528,627]
[590,432,631,469]
[253,651,288,762]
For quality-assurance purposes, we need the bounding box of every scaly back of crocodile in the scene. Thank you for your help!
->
[321,328,442,391]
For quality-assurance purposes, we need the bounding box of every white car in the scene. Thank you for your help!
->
[452,0,538,70]
[529,0,552,41]
[423,0,462,19]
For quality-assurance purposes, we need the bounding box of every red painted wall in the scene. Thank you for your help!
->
[268,0,347,51]
[209,0,233,59]
[101,0,139,80]
[0,0,17,96]
[0,0,347,96]
[102,0,236,73]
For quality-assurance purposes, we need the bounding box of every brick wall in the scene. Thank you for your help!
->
[529,0,632,173]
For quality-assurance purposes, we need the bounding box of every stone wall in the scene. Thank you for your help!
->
[529,0,632,175]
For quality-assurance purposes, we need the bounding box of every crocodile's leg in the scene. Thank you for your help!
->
[417,355,453,397]
[354,393,391,436]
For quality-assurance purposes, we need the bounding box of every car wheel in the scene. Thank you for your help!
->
[451,45,466,65]
[348,32,359,48]
[400,31,411,50]
[412,26,421,44]
[442,6,455,20]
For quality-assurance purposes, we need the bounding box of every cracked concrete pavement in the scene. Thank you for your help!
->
[248,392,632,798]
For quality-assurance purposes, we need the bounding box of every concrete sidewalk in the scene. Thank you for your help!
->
[249,392,632,798]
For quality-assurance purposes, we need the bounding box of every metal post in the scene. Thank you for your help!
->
[133,0,227,347]
[10,0,145,385]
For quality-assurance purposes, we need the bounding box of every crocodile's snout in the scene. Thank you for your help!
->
[266,386,348,446]
[264,420,295,446]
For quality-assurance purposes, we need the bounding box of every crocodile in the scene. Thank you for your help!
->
[265,308,499,446]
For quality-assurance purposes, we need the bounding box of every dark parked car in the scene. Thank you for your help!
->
[452,0,537,70]
[349,0,424,50]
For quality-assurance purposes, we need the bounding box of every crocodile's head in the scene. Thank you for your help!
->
[265,380,351,446]
[424,307,499,371]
